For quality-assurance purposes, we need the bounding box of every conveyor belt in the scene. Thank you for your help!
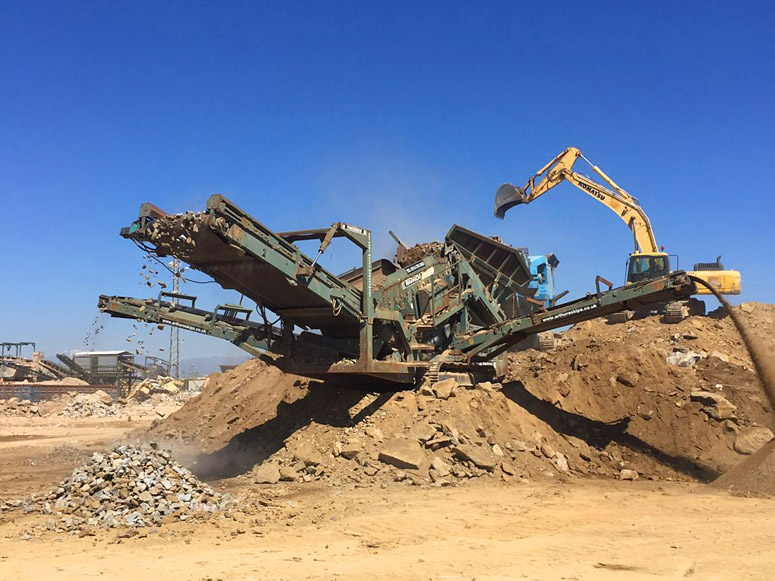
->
[123,195,364,336]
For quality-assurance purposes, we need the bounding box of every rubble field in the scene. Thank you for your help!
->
[0,376,189,419]
[146,302,775,494]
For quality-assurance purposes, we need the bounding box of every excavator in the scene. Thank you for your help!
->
[494,146,741,322]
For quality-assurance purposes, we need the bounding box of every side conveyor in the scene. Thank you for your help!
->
[98,294,283,358]
[455,271,697,360]
[122,195,365,336]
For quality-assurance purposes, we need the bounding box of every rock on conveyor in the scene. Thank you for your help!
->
[18,444,234,531]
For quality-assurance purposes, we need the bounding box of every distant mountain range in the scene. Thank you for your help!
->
[179,355,250,377]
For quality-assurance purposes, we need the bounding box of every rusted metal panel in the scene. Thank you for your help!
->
[0,384,118,402]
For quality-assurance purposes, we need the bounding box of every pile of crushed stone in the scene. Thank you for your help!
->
[145,303,775,488]
[0,397,43,417]
[5,444,234,533]
[126,376,183,402]
[57,390,120,418]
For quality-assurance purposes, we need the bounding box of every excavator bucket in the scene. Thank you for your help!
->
[494,183,528,219]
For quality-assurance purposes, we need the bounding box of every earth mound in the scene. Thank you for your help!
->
[712,438,775,497]
[505,302,775,478]
[144,303,775,487]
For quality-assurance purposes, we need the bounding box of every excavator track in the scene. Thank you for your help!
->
[536,331,556,351]
[424,360,442,386]
[662,301,687,323]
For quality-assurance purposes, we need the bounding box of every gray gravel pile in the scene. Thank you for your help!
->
[22,444,234,531]
[58,391,119,418]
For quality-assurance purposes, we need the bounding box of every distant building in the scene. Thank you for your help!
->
[71,350,135,386]
[72,350,133,372]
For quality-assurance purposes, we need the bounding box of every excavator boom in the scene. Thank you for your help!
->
[495,147,659,255]
[495,147,742,303]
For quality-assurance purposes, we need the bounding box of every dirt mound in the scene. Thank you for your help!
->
[507,303,775,477]
[37,377,89,386]
[712,438,775,497]
[145,358,313,455]
[154,373,643,486]
[144,304,775,487]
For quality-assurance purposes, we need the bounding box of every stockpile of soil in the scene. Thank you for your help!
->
[152,372,641,485]
[146,359,314,455]
[712,439,775,496]
[506,302,775,479]
[38,378,89,386]
[145,303,775,488]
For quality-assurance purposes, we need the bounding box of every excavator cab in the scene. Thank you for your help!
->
[626,252,670,284]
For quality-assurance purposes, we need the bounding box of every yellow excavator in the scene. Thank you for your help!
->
[494,146,741,322]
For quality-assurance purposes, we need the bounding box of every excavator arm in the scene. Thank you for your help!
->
[495,147,660,255]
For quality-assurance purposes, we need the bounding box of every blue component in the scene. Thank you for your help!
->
[523,251,559,308]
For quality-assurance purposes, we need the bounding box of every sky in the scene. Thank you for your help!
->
[1,0,773,362]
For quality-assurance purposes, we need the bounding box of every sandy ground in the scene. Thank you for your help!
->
[0,415,773,581]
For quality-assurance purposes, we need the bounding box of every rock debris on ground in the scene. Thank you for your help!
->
[2,444,234,535]
[143,304,775,494]
[0,388,188,418]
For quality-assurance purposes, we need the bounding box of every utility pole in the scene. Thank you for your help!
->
[169,258,181,377]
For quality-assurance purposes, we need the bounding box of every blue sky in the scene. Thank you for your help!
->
[1,0,773,361]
